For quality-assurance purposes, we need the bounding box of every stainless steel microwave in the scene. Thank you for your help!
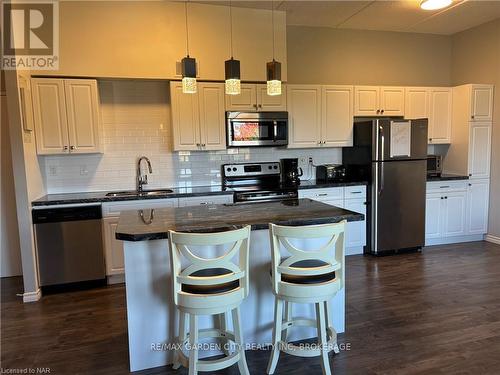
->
[427,155,443,176]
[226,111,288,147]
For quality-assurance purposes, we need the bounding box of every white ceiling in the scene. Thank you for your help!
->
[200,0,500,35]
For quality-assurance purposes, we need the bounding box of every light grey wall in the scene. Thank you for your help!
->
[287,25,452,86]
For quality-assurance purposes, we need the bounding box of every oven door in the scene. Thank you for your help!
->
[227,112,288,147]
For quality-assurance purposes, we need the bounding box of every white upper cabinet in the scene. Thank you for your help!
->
[225,84,257,111]
[321,86,354,147]
[354,86,404,116]
[470,85,493,121]
[354,86,379,116]
[225,83,286,111]
[468,122,492,179]
[31,78,101,155]
[287,85,321,148]
[198,83,226,151]
[171,82,201,150]
[256,84,287,111]
[379,87,405,116]
[170,82,226,151]
[31,78,69,154]
[428,88,452,144]
[405,88,429,119]
[288,85,353,148]
[445,84,493,179]
[405,87,452,144]
[64,80,101,153]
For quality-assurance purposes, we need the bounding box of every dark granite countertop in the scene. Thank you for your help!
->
[115,198,364,241]
[31,186,232,207]
[426,174,469,182]
[31,181,370,207]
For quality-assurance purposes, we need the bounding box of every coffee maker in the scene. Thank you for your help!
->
[280,158,303,186]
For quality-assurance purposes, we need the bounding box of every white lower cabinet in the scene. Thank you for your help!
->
[443,191,467,237]
[102,198,179,280]
[425,180,489,245]
[425,193,443,239]
[466,179,490,234]
[103,217,124,275]
[299,185,366,253]
[343,198,367,249]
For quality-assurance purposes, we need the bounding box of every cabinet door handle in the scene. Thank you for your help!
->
[381,109,385,114]
[258,104,262,109]
[471,115,475,119]
[254,104,258,109]
[63,146,68,151]
[429,138,433,142]
[376,109,380,114]
[469,174,472,177]
[70,146,75,151]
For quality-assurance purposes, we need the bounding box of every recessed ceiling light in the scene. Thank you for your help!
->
[420,0,453,10]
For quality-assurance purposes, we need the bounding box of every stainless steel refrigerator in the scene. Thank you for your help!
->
[343,118,428,255]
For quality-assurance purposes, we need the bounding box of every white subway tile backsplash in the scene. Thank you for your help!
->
[42,79,342,194]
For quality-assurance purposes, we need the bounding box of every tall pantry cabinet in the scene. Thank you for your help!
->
[443,84,494,239]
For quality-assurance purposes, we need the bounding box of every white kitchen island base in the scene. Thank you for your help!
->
[123,229,345,372]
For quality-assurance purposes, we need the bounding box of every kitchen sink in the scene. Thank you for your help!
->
[105,189,174,197]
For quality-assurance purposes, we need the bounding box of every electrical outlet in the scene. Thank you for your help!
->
[299,157,307,164]
[80,165,89,176]
[48,166,57,176]
[309,157,313,164]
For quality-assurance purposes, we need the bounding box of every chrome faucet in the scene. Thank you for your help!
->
[137,156,153,193]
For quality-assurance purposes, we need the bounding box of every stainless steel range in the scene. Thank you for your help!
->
[222,162,298,204]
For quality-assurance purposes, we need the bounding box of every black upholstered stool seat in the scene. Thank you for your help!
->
[181,268,240,295]
[271,259,336,285]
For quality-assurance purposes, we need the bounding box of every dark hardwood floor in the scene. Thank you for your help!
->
[2,241,500,374]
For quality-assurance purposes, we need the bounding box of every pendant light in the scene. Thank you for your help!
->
[225,0,241,95]
[266,0,281,96]
[181,0,197,94]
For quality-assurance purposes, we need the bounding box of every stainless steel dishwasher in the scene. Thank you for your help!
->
[33,205,106,291]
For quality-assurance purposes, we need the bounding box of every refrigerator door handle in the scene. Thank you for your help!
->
[378,162,384,195]
[379,125,385,161]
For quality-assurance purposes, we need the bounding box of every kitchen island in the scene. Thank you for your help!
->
[116,198,363,372]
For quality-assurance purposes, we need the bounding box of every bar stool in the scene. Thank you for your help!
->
[267,221,346,375]
[168,226,251,375]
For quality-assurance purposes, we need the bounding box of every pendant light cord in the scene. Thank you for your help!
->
[272,0,275,61]
[229,0,234,58]
[185,0,190,56]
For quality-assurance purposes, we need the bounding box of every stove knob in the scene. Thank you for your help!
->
[268,166,272,169]
[232,167,237,172]
[227,168,231,172]
[274,166,278,169]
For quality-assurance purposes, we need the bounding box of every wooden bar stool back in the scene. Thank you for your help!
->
[267,221,346,375]
[168,226,251,375]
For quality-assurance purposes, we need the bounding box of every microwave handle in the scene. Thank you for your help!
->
[273,121,278,142]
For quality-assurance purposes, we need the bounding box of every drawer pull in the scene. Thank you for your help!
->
[318,193,328,197]
[350,191,362,194]
[439,186,450,189]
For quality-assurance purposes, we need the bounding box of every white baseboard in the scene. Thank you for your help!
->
[107,274,125,285]
[23,289,41,303]
[425,234,485,246]
[485,235,500,245]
